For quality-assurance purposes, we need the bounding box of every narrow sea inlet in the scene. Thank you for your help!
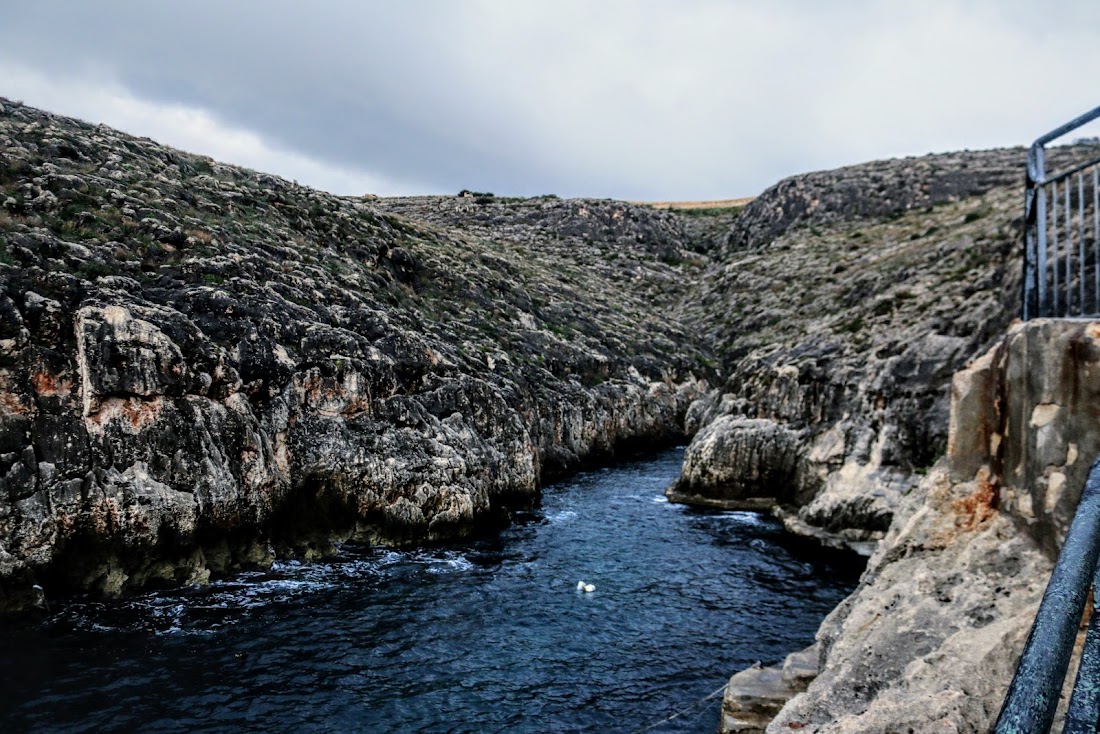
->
[0,449,861,733]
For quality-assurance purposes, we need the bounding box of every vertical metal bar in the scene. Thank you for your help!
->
[1067,180,1073,316]
[1080,173,1087,315]
[1031,144,1049,317]
[1024,150,1037,320]
[1094,166,1099,315]
[1038,177,1049,316]
[1053,180,1060,315]
[1024,183,1038,321]
[1064,584,1100,732]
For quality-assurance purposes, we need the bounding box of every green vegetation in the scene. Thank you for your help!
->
[675,205,744,218]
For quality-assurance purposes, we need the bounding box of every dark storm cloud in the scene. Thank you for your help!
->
[1,2,547,194]
[2,1,1100,199]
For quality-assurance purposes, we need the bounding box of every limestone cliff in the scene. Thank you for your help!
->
[719,319,1100,733]
[669,145,1098,551]
[6,96,1096,734]
[0,99,713,608]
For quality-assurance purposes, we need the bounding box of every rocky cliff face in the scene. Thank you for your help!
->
[0,99,713,609]
[756,319,1100,733]
[669,146,1097,551]
[7,95,1095,732]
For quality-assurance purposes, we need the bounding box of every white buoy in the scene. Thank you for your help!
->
[577,581,596,593]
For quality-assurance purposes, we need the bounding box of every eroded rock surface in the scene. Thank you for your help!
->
[720,644,821,734]
[0,99,713,608]
[670,144,1099,547]
[768,467,1050,733]
[667,416,809,509]
[759,319,1100,733]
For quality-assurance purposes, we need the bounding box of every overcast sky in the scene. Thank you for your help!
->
[2,1,1100,200]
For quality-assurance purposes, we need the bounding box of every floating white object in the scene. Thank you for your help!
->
[576,581,585,591]
[576,581,596,593]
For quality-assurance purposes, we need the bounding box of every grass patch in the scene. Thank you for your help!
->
[963,209,988,223]
[675,205,744,218]
[836,316,865,334]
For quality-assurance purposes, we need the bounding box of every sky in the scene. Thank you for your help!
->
[2,1,1100,201]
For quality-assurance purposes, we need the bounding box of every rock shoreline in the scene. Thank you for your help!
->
[719,319,1100,733]
[669,142,1098,550]
[5,95,1098,734]
[0,98,713,610]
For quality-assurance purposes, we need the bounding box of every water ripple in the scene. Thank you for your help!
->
[0,448,862,733]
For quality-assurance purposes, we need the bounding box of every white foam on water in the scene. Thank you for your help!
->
[545,509,577,524]
[410,549,476,574]
[374,550,408,568]
[710,511,767,526]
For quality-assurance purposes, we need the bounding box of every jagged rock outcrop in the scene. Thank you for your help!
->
[721,644,821,732]
[669,145,1100,549]
[750,319,1100,733]
[948,320,1100,554]
[666,416,810,509]
[0,99,714,609]
[765,466,1050,733]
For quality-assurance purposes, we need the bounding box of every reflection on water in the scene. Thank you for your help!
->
[0,448,862,733]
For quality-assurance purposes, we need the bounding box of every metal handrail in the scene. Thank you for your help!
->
[1022,106,1100,321]
[1040,154,1100,188]
[994,455,1100,733]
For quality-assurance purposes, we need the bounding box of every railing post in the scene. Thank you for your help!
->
[1037,177,1047,317]
[1022,105,1100,320]
[994,457,1100,733]
[1025,143,1048,320]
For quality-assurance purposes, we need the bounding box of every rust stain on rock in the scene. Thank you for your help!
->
[90,497,122,535]
[86,396,165,433]
[32,370,73,397]
[0,390,31,415]
[952,469,998,531]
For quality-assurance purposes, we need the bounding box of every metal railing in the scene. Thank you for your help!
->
[1022,106,1100,320]
[994,455,1100,733]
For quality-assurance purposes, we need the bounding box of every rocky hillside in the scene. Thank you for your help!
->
[723,150,1028,251]
[668,145,1095,552]
[2,92,1091,634]
[756,320,1100,733]
[0,99,714,609]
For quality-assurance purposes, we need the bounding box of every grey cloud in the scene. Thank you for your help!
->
[2,2,534,193]
[3,1,1100,199]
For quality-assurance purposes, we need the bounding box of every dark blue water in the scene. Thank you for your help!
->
[0,449,860,733]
